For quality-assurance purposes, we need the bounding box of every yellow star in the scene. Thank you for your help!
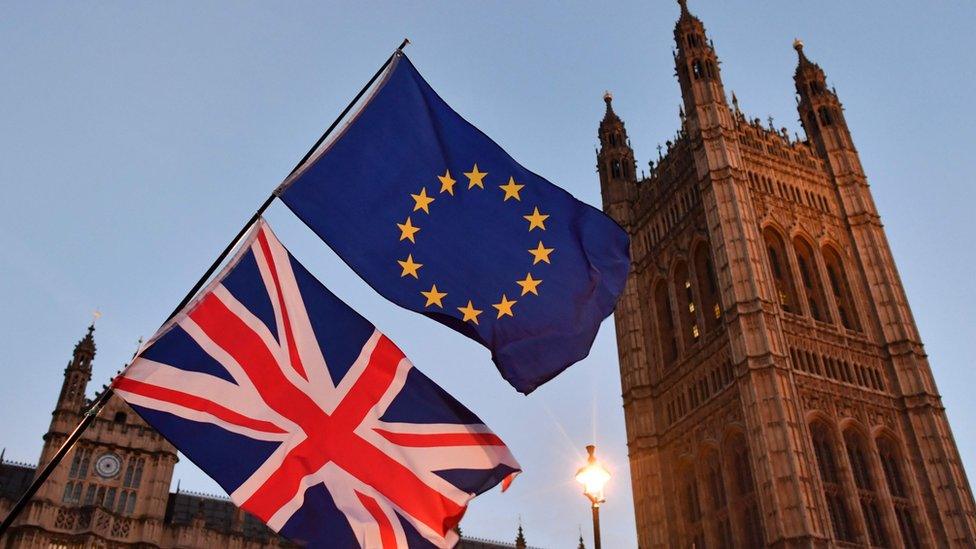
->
[397,254,423,279]
[499,177,525,201]
[492,294,517,319]
[438,170,457,195]
[457,300,483,324]
[528,241,554,265]
[411,187,435,214]
[421,284,447,308]
[397,216,420,243]
[516,273,542,296]
[464,164,487,189]
[523,207,549,231]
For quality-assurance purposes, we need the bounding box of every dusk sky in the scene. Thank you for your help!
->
[2,2,975,547]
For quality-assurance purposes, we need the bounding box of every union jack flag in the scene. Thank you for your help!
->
[113,219,520,548]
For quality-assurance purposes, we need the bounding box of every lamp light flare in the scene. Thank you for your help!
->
[575,444,611,505]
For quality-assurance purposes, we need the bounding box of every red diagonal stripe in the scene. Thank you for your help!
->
[113,377,286,435]
[330,335,403,429]
[189,292,323,427]
[332,432,465,537]
[355,491,397,549]
[243,437,329,523]
[256,227,308,381]
[373,429,505,448]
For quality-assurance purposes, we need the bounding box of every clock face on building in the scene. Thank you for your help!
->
[94,454,122,479]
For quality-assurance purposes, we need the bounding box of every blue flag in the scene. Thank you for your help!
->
[278,55,629,394]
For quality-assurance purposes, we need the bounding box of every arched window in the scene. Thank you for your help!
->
[126,493,136,515]
[84,484,96,506]
[62,482,74,503]
[725,435,763,547]
[71,482,82,503]
[810,423,855,542]
[133,458,144,488]
[679,464,705,547]
[845,430,888,547]
[611,160,622,179]
[878,437,921,549]
[78,450,91,478]
[702,450,733,548]
[117,491,128,514]
[692,60,704,80]
[819,106,834,126]
[654,280,678,368]
[763,228,799,314]
[694,243,721,333]
[673,261,700,350]
[793,238,831,323]
[69,451,82,478]
[124,461,134,487]
[105,487,117,510]
[706,60,716,79]
[822,247,861,331]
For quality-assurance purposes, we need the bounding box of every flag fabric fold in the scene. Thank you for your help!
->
[113,218,519,549]
[278,54,630,394]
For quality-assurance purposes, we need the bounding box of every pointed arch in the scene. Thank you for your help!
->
[792,235,831,323]
[700,447,733,548]
[876,434,922,548]
[819,106,834,126]
[672,260,700,350]
[843,427,889,547]
[762,226,799,314]
[675,458,705,548]
[809,420,856,542]
[822,245,861,331]
[723,433,763,547]
[693,241,721,333]
[653,278,678,368]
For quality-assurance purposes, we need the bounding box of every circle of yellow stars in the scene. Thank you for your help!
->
[395,164,552,325]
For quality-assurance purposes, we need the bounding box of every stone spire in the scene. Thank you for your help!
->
[514,522,527,549]
[673,0,729,137]
[793,39,856,165]
[677,0,696,23]
[596,90,636,227]
[793,38,818,72]
[56,323,96,412]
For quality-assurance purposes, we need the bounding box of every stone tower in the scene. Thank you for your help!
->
[3,324,180,547]
[598,2,976,547]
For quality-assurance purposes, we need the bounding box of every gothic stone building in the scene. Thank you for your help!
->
[0,326,525,548]
[599,2,976,547]
[0,325,295,549]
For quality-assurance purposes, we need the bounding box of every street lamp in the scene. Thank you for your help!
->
[575,444,610,549]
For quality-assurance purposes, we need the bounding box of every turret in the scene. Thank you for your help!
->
[596,91,636,228]
[514,523,527,549]
[55,324,95,414]
[794,39,862,177]
[673,0,730,136]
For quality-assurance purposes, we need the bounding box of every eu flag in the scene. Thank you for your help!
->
[278,54,629,394]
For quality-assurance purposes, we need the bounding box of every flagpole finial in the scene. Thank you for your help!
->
[91,309,102,327]
[398,38,411,52]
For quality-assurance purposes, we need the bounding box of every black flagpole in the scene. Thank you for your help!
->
[0,38,409,537]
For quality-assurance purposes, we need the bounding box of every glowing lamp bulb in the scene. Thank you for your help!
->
[575,445,610,504]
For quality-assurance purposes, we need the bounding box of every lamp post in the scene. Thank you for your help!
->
[575,444,610,549]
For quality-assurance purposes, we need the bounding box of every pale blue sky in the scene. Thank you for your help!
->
[1,2,974,547]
